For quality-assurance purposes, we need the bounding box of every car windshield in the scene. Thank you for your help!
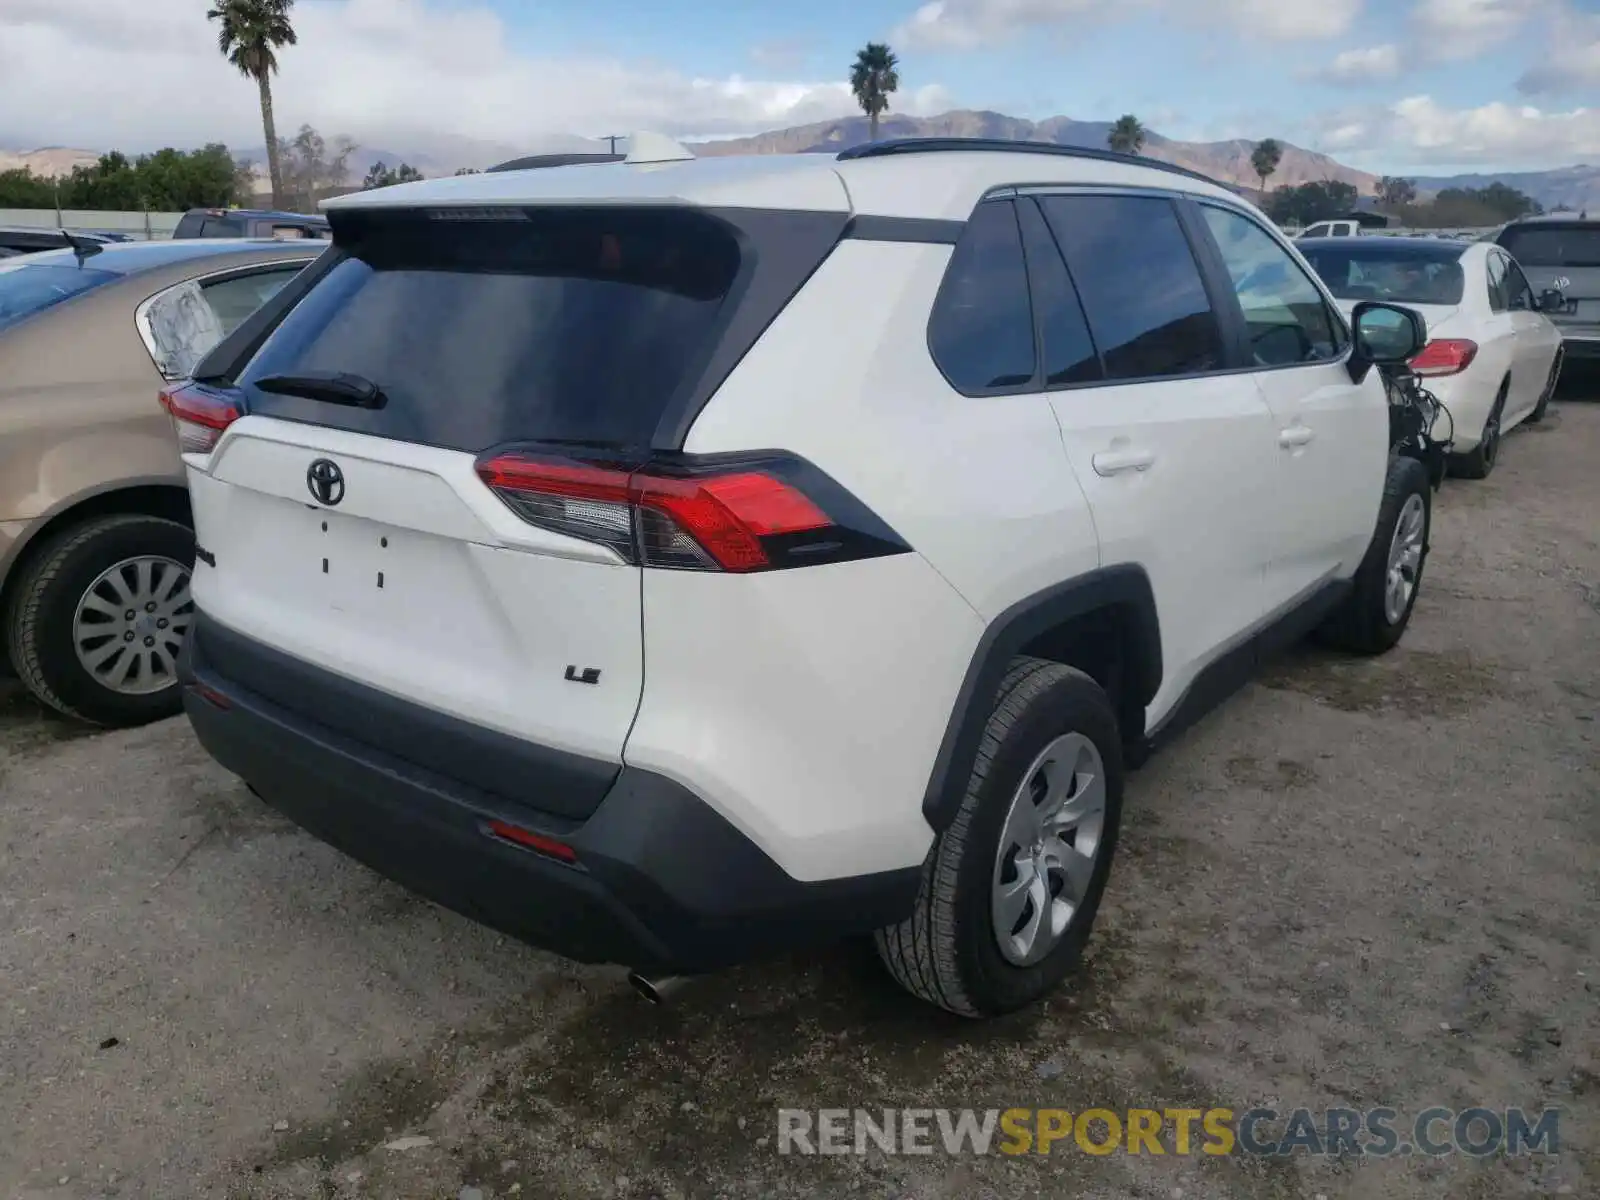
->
[0,262,121,331]
[1299,246,1466,306]
[1498,225,1600,268]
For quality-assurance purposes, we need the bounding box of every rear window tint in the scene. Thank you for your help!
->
[1299,245,1466,306]
[1497,225,1600,268]
[927,199,1037,393]
[0,262,120,332]
[238,207,744,451]
[200,217,245,238]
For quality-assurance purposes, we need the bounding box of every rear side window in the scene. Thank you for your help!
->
[1039,194,1224,381]
[927,200,1037,393]
[1498,225,1600,268]
[238,207,744,452]
[0,262,120,332]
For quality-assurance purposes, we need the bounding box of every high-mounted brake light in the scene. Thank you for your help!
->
[159,383,241,455]
[475,451,900,574]
[1409,339,1478,377]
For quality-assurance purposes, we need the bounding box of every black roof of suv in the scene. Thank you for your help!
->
[173,209,330,240]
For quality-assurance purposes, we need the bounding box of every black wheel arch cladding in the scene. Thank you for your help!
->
[921,564,1162,832]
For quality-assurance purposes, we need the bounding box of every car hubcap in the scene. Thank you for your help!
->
[72,556,193,696]
[991,732,1107,967]
[1384,494,1426,626]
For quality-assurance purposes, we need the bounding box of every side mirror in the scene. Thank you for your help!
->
[1349,301,1427,382]
[1537,288,1567,314]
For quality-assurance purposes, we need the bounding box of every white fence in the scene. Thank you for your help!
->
[0,209,183,239]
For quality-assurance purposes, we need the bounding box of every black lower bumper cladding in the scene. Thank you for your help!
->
[178,612,919,973]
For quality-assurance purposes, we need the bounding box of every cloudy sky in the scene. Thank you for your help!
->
[2,0,1598,172]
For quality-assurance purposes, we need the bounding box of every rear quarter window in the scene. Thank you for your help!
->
[927,200,1038,394]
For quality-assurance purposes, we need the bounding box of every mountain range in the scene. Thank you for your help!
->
[5,110,1597,210]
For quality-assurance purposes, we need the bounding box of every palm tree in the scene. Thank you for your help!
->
[850,43,900,143]
[1107,114,1146,156]
[1251,138,1283,195]
[208,0,297,210]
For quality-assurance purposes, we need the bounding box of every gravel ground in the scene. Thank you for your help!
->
[2,386,1596,1200]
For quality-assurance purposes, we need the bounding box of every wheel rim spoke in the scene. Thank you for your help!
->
[71,554,192,696]
[991,731,1109,967]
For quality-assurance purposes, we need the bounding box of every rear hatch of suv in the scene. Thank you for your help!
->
[171,197,849,822]
[1497,221,1600,335]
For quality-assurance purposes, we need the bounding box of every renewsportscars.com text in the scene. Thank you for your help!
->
[776,1106,1562,1158]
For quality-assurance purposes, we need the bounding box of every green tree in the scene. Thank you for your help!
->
[1377,176,1417,208]
[1250,138,1282,193]
[0,168,56,208]
[208,0,298,209]
[362,161,425,189]
[850,42,900,143]
[1265,180,1359,226]
[453,166,482,176]
[1108,114,1146,155]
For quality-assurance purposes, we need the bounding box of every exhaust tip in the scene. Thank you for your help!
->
[627,971,685,1004]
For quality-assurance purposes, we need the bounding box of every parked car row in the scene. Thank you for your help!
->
[0,140,1593,1019]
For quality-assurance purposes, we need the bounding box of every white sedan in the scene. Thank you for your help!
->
[1300,237,1565,479]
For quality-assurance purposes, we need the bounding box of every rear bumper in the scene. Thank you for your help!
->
[179,611,920,973]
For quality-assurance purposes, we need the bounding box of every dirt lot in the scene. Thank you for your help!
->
[2,388,1596,1200]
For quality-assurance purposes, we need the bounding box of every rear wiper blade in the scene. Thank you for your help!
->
[252,371,387,409]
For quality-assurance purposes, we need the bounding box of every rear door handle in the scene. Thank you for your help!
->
[1278,425,1316,449]
[1091,447,1156,476]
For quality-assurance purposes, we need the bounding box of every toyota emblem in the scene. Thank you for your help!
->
[306,458,345,506]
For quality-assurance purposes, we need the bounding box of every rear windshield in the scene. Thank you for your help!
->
[1299,245,1466,306]
[0,262,120,331]
[1498,224,1600,268]
[237,206,744,451]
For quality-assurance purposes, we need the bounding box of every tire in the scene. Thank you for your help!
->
[1318,455,1430,656]
[1527,351,1562,424]
[4,514,195,727]
[875,658,1124,1018]
[1449,382,1507,480]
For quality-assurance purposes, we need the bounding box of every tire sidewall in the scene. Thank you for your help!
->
[1371,457,1430,642]
[952,677,1124,1014]
[21,517,195,725]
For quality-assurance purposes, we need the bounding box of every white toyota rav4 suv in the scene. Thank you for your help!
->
[168,137,1434,1017]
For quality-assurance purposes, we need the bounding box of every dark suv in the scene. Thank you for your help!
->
[1496,215,1600,360]
[172,209,330,240]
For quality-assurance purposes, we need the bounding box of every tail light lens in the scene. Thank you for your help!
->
[1409,339,1478,377]
[475,450,906,573]
[159,383,241,454]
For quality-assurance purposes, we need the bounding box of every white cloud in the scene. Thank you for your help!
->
[1411,0,1543,62]
[1516,4,1600,95]
[895,0,1362,48]
[1308,95,1600,166]
[1313,43,1402,85]
[0,0,952,158]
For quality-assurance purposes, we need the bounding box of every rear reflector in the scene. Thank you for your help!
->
[486,819,579,863]
[477,453,838,573]
[159,383,242,454]
[1409,338,1478,377]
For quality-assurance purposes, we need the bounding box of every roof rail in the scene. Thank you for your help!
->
[835,137,1226,188]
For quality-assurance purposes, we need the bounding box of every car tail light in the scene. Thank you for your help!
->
[475,450,907,573]
[1409,339,1478,377]
[159,383,241,454]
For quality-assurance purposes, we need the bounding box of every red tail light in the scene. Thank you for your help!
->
[159,383,241,454]
[1409,339,1478,377]
[476,452,858,573]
